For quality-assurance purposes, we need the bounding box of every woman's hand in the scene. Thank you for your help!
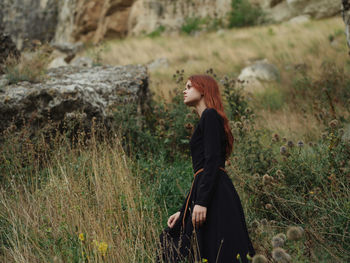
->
[168,211,181,228]
[192,204,207,228]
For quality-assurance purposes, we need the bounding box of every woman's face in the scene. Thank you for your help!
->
[183,80,202,106]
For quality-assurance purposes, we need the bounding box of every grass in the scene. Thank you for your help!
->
[1,16,349,262]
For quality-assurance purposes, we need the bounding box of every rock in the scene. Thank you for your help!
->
[127,0,231,36]
[238,59,280,82]
[288,15,310,24]
[51,42,84,54]
[147,58,169,71]
[286,0,339,19]
[0,0,59,50]
[70,57,94,68]
[0,64,150,134]
[48,57,69,69]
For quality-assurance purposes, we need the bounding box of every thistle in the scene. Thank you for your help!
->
[271,236,285,248]
[265,203,272,210]
[260,218,268,226]
[286,226,304,241]
[279,146,287,155]
[329,119,338,128]
[272,247,291,262]
[287,140,294,148]
[297,140,304,147]
[276,233,286,242]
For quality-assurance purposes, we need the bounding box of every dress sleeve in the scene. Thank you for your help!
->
[194,108,222,207]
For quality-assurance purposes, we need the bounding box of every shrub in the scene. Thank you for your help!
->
[4,44,52,84]
[228,0,264,28]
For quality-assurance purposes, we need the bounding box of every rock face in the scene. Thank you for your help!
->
[261,0,341,22]
[0,0,342,49]
[127,0,231,35]
[0,0,59,50]
[0,65,150,134]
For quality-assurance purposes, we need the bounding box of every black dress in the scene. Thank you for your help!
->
[157,108,256,263]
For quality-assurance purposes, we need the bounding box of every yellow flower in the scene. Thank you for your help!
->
[202,258,208,262]
[79,233,84,241]
[309,191,314,195]
[236,253,240,259]
[98,241,108,257]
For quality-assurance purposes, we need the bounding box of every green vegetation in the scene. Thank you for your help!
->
[228,0,265,28]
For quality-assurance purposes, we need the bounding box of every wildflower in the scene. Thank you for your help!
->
[251,114,256,119]
[265,203,272,210]
[297,140,304,147]
[252,254,268,263]
[235,121,243,128]
[243,119,250,126]
[251,219,259,228]
[246,253,253,260]
[309,191,314,194]
[262,174,273,185]
[245,107,252,114]
[339,128,344,136]
[272,133,280,142]
[272,247,291,262]
[241,115,246,121]
[286,226,304,241]
[308,141,313,147]
[329,119,338,128]
[98,241,108,257]
[79,233,84,242]
[287,140,294,148]
[321,132,328,140]
[236,253,240,260]
[202,258,208,262]
[279,146,287,155]
[282,137,287,142]
[276,233,286,241]
[184,122,193,130]
[272,236,285,248]
[261,218,268,226]
[276,170,285,180]
[252,173,259,179]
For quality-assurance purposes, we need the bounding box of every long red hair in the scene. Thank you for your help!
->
[188,74,234,160]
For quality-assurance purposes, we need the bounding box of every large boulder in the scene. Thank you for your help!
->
[0,64,150,134]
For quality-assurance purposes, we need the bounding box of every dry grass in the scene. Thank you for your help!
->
[0,133,163,262]
[81,17,348,140]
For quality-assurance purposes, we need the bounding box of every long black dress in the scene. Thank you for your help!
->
[157,108,256,263]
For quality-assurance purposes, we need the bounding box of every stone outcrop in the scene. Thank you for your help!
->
[0,64,150,134]
[127,0,231,36]
[0,0,59,50]
[0,0,343,49]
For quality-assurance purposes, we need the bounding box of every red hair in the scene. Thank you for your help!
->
[188,74,234,160]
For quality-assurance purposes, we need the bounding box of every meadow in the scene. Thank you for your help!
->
[1,16,349,262]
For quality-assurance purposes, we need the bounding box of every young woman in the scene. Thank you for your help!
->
[157,75,256,263]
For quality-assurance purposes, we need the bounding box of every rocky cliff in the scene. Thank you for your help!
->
[0,0,342,50]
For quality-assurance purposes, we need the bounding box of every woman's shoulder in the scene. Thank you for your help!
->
[200,108,222,124]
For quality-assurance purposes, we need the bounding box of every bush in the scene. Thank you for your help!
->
[4,44,52,84]
[147,25,166,38]
[228,0,264,28]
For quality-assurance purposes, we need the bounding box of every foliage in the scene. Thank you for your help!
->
[147,25,166,38]
[4,44,52,84]
[228,0,265,28]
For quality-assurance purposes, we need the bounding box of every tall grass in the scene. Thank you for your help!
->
[0,129,163,262]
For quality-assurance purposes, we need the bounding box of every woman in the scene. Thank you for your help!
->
[157,75,255,263]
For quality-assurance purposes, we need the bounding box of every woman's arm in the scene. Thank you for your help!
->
[194,108,222,207]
